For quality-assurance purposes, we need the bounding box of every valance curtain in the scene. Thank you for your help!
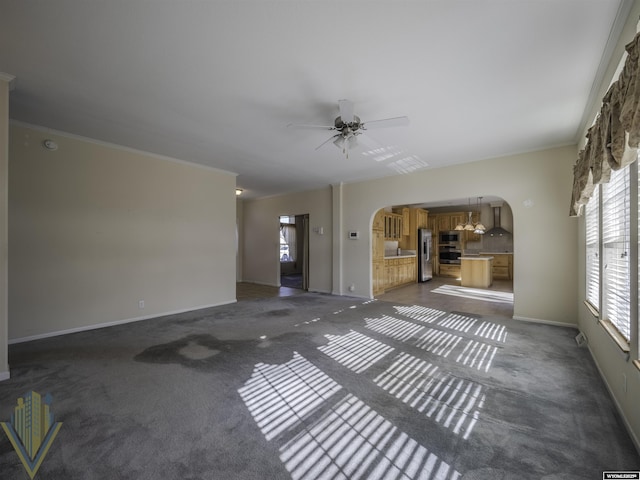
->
[570,31,640,216]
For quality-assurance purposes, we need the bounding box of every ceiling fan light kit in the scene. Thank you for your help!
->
[288,99,409,158]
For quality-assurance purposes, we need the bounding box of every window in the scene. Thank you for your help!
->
[585,187,599,311]
[280,216,296,262]
[585,162,637,355]
[601,166,631,341]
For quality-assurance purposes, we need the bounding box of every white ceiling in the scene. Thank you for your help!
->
[0,1,631,199]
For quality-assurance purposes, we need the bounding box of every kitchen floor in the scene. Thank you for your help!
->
[377,275,514,319]
[238,276,514,319]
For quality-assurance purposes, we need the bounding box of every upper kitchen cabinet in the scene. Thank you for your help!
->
[416,208,428,229]
[384,212,403,240]
[402,208,410,236]
[437,212,464,232]
[399,207,429,251]
[427,215,437,234]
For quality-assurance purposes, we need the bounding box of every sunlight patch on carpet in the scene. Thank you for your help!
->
[374,352,485,440]
[436,313,478,332]
[238,352,341,441]
[456,340,498,372]
[319,330,394,373]
[474,321,508,343]
[279,393,461,480]
[365,316,424,342]
[413,329,462,357]
[431,285,513,304]
[392,305,447,324]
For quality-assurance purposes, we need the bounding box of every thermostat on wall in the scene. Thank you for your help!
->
[348,231,360,239]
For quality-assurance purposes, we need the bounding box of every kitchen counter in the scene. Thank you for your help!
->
[461,256,493,288]
[479,251,513,255]
[460,256,493,260]
[384,249,416,259]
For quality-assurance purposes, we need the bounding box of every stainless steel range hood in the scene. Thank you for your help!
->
[485,204,511,237]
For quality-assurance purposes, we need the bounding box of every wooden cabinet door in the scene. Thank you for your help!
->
[418,209,428,229]
[449,214,464,230]
[373,261,384,295]
[438,215,451,232]
[402,208,410,236]
[427,215,437,234]
[372,229,384,261]
[384,261,392,289]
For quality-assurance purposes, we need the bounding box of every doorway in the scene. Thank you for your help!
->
[374,198,514,318]
[279,214,309,290]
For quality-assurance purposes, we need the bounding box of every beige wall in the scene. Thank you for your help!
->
[242,187,333,292]
[243,145,578,325]
[9,124,237,341]
[576,0,640,452]
[0,74,13,380]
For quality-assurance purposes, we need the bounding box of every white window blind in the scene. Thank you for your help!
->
[602,165,631,341]
[585,187,599,310]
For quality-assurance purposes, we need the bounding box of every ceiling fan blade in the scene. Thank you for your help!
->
[287,123,336,130]
[361,116,410,129]
[315,134,340,150]
[338,99,354,124]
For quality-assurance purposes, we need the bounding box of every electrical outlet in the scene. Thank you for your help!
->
[138,300,145,309]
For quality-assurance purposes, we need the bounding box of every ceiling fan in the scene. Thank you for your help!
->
[287,99,409,158]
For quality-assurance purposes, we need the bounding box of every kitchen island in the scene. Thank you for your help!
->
[460,256,493,288]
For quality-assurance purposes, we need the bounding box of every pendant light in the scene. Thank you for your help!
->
[474,197,486,234]
[454,197,485,234]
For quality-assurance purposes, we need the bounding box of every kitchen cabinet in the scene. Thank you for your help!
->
[402,208,410,236]
[427,215,437,235]
[400,207,429,251]
[439,264,460,278]
[373,229,385,261]
[435,212,465,232]
[373,261,385,295]
[384,212,403,240]
[449,214,464,231]
[465,212,482,243]
[416,208,428,229]
[437,215,453,232]
[384,256,417,290]
[480,253,513,280]
[372,210,386,296]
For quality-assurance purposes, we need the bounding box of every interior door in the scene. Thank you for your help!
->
[302,214,309,290]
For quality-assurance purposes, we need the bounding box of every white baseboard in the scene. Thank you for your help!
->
[241,280,280,288]
[587,344,640,456]
[9,299,237,345]
[0,370,10,382]
[512,315,578,329]
[308,288,331,295]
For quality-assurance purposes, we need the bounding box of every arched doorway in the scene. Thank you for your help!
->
[373,197,514,319]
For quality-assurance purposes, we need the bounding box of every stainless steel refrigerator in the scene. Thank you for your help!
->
[418,228,433,282]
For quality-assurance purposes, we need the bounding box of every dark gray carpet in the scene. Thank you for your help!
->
[0,293,638,479]
[281,274,303,289]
